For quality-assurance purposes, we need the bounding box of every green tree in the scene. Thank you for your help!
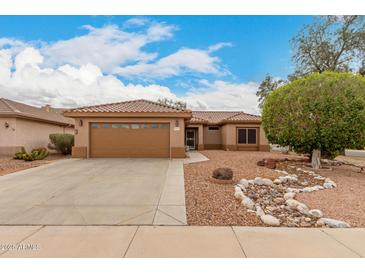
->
[157,98,187,110]
[291,16,365,77]
[256,74,285,108]
[262,72,365,169]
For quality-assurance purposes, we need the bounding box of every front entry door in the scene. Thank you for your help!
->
[186,129,196,150]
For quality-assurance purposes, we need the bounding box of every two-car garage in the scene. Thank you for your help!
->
[90,122,170,158]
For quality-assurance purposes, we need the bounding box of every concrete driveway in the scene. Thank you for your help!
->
[0,158,186,225]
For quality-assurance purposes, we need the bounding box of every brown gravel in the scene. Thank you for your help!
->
[184,150,304,226]
[0,154,70,176]
[296,163,365,227]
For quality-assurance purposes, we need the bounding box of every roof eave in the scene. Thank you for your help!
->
[63,111,192,119]
[0,112,75,127]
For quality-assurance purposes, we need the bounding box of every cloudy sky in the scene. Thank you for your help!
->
[0,16,313,113]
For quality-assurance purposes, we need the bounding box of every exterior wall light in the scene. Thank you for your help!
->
[4,122,9,128]
[175,120,179,127]
[79,119,83,127]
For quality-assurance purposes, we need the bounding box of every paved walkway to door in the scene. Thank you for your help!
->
[0,158,186,225]
[0,226,363,258]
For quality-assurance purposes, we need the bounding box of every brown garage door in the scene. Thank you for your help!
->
[90,123,170,158]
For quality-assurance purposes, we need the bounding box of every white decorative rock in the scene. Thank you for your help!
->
[248,179,255,185]
[285,199,308,211]
[260,214,280,226]
[254,177,265,185]
[309,209,323,218]
[262,178,274,186]
[255,205,265,217]
[234,187,244,200]
[297,204,310,215]
[302,185,323,193]
[242,196,255,210]
[323,179,337,189]
[284,192,296,200]
[286,187,302,193]
[316,218,350,228]
[239,179,249,188]
[273,178,282,184]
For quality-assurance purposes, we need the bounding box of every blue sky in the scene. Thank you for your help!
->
[0,16,314,113]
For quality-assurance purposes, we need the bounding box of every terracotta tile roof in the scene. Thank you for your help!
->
[65,99,191,113]
[0,98,74,126]
[191,111,261,124]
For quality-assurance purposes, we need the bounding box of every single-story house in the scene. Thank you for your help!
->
[0,98,75,156]
[64,99,269,158]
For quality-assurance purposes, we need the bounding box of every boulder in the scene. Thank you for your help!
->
[212,167,233,180]
[284,192,296,200]
[308,209,323,218]
[242,196,255,210]
[257,158,279,169]
[260,214,280,226]
[316,218,350,228]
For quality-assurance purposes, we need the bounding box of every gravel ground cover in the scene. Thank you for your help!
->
[184,150,304,226]
[0,154,69,176]
[184,150,365,227]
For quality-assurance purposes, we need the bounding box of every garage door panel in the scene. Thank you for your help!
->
[90,123,170,158]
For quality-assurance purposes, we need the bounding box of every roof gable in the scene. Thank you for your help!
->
[191,111,260,124]
[0,98,74,126]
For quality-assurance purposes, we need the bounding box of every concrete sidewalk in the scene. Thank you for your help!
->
[0,226,364,258]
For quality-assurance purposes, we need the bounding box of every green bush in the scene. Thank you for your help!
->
[262,71,365,166]
[31,147,49,160]
[49,133,74,155]
[14,147,27,160]
[14,147,49,161]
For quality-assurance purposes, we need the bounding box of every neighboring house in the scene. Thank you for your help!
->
[0,98,75,156]
[64,99,269,158]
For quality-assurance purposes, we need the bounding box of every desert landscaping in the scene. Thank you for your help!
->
[184,150,365,228]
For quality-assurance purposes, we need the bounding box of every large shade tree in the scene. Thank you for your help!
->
[262,72,365,169]
[291,16,365,77]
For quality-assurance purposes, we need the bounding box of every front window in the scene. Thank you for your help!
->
[237,128,257,144]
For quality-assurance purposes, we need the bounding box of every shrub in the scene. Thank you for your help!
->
[31,147,49,160]
[14,147,27,160]
[14,147,49,161]
[212,168,233,180]
[49,133,74,155]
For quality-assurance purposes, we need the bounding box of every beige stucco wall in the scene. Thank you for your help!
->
[0,117,74,155]
[221,123,269,151]
[73,117,186,158]
[15,118,74,151]
[203,125,222,145]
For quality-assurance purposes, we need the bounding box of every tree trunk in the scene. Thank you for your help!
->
[311,149,321,169]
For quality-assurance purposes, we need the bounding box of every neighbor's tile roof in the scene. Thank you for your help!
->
[0,98,74,126]
[66,99,191,113]
[191,111,261,124]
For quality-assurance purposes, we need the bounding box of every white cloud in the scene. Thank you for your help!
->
[0,47,179,108]
[183,80,260,114]
[0,47,259,114]
[207,42,232,53]
[41,23,176,73]
[115,46,228,79]
[123,17,150,28]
